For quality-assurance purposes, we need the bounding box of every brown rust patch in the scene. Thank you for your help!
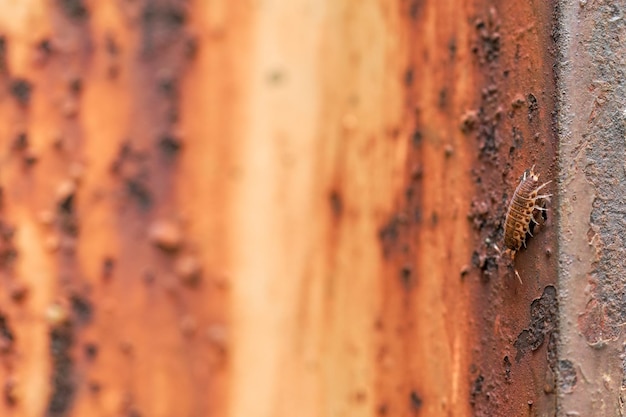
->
[9,79,33,107]
[577,297,619,344]
[0,313,15,353]
[514,285,558,362]
[463,0,559,414]
[56,0,89,20]
[47,322,75,417]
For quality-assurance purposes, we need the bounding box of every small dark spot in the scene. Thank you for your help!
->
[119,341,133,356]
[448,37,457,58]
[329,190,343,217]
[88,381,101,394]
[527,93,538,121]
[38,39,53,55]
[12,132,28,151]
[470,374,484,406]
[409,390,422,411]
[107,65,120,80]
[57,0,89,19]
[70,294,93,324]
[0,313,15,353]
[404,68,414,86]
[158,134,183,155]
[4,377,17,406]
[378,403,388,415]
[411,130,422,147]
[127,409,142,417]
[58,192,74,216]
[184,35,199,60]
[438,88,447,109]
[460,265,470,278]
[167,106,179,124]
[479,255,498,282]
[23,150,38,166]
[68,78,82,95]
[105,35,119,56]
[109,141,132,175]
[378,215,401,256]
[0,222,17,268]
[157,73,177,96]
[266,69,285,85]
[405,185,415,202]
[471,251,480,267]
[10,79,33,106]
[102,257,115,280]
[143,269,155,285]
[0,37,6,73]
[413,208,422,223]
[504,356,512,382]
[411,164,423,180]
[126,179,152,210]
[9,283,29,303]
[400,265,413,289]
[409,0,421,19]
[430,211,438,226]
[84,343,98,361]
[509,127,523,156]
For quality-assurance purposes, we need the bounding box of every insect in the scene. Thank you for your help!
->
[504,166,551,250]
[496,166,551,283]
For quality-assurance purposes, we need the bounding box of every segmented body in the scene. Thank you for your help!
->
[504,167,551,252]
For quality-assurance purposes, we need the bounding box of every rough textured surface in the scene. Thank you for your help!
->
[0,1,563,416]
[557,0,626,415]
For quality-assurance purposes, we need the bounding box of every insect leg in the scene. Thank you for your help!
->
[534,181,552,192]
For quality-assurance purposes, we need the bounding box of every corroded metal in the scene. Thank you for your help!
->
[0,1,567,417]
[557,0,626,415]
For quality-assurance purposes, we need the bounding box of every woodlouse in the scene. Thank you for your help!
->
[504,166,551,253]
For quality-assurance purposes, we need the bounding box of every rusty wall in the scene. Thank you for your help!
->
[557,0,626,415]
[0,0,570,417]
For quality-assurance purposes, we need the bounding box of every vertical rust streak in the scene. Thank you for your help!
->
[464,0,559,416]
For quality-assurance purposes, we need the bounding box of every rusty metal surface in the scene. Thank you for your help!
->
[557,0,626,415]
[324,0,560,415]
[0,1,564,417]
[402,2,558,416]
[0,1,230,416]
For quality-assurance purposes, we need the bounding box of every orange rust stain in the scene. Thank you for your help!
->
[0,1,558,417]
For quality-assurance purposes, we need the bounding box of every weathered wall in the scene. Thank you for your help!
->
[0,1,565,417]
[557,0,626,415]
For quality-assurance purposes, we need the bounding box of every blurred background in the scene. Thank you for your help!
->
[0,0,622,416]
